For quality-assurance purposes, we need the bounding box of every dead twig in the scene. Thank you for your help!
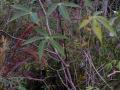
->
[107,70,120,77]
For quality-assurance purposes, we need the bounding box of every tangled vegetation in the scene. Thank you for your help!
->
[0,0,120,90]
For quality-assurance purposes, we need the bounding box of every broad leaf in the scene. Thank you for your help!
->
[58,5,70,20]
[30,12,39,24]
[38,40,47,61]
[62,2,79,7]
[92,18,102,43]
[96,16,117,36]
[47,3,58,16]
[22,36,44,45]
[51,40,65,57]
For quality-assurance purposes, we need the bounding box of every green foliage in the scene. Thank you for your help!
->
[18,84,26,90]
[30,12,39,24]
[84,0,93,8]
[11,5,31,12]
[79,16,92,29]
[9,4,39,24]
[22,36,44,45]
[92,18,102,43]
[58,4,70,20]
[47,3,58,16]
[105,60,120,72]
[105,63,113,72]
[79,14,116,43]
[1,0,120,90]
[38,40,47,61]
[23,29,67,61]
[47,2,79,20]
[96,16,116,37]
[116,61,120,70]
[50,39,65,57]
[86,86,100,90]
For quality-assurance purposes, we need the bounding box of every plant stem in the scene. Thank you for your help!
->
[38,0,52,35]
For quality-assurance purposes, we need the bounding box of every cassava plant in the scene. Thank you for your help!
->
[0,0,120,90]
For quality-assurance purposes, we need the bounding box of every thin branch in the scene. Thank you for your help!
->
[38,0,52,35]
[84,50,112,90]
[107,70,120,77]
[57,70,69,89]
[0,30,26,41]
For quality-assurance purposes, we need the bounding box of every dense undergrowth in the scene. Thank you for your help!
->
[0,0,120,90]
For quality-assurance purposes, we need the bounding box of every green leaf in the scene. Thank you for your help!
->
[35,29,49,36]
[11,5,31,12]
[110,17,118,25]
[9,11,30,22]
[18,84,26,90]
[22,36,44,45]
[92,18,102,43]
[96,16,117,36]
[105,63,112,71]
[86,86,94,90]
[84,0,92,7]
[51,40,65,57]
[50,34,68,39]
[111,60,117,65]
[79,16,92,29]
[38,40,47,61]
[62,2,79,7]
[30,12,39,24]
[58,5,70,21]
[93,11,103,16]
[31,0,37,4]
[47,3,58,16]
[116,61,120,70]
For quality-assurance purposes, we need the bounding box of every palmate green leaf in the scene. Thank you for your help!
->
[22,36,44,45]
[47,3,58,16]
[30,12,39,24]
[51,40,65,57]
[9,11,30,22]
[11,5,31,12]
[38,40,47,61]
[96,16,117,36]
[79,16,92,29]
[92,18,102,43]
[62,2,79,7]
[58,5,70,21]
